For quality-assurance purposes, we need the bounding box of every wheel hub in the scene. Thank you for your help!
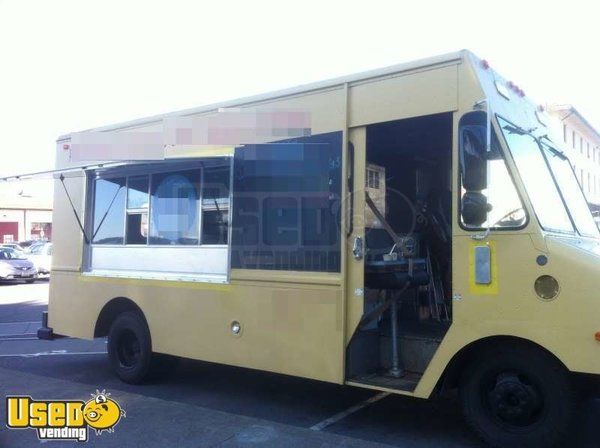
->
[488,373,542,426]
[117,331,141,368]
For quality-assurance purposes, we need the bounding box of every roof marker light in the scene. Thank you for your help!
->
[481,59,490,70]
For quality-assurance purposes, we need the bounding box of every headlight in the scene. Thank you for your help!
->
[534,275,560,300]
[0,266,14,276]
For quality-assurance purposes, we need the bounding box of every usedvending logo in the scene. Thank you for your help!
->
[6,389,125,442]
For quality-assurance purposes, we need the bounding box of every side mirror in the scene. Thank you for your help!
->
[460,125,488,191]
[460,111,492,227]
[461,191,491,227]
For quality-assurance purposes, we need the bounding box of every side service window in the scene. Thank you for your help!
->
[91,159,230,246]
[231,132,342,273]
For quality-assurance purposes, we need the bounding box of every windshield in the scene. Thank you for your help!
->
[541,140,599,237]
[0,248,27,260]
[498,116,599,238]
[498,117,574,234]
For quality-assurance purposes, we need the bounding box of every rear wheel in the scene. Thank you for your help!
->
[107,311,153,384]
[460,344,576,448]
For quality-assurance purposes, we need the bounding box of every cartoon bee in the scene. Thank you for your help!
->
[82,390,125,435]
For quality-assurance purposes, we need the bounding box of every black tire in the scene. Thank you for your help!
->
[107,311,153,384]
[460,344,576,448]
[25,279,35,284]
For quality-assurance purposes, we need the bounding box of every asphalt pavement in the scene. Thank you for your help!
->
[0,282,597,448]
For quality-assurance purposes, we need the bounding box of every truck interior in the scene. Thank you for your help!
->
[347,112,453,391]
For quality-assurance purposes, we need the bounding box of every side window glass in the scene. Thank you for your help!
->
[92,177,126,244]
[149,170,200,245]
[231,132,342,272]
[126,175,149,245]
[201,166,230,245]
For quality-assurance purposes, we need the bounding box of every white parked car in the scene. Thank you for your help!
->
[0,243,26,259]
[0,247,38,283]
[28,242,53,276]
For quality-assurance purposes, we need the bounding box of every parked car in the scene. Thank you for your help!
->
[27,242,52,276]
[0,247,38,283]
[24,240,49,254]
[18,240,39,249]
[1,243,26,255]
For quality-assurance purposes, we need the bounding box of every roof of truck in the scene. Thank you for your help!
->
[58,50,467,141]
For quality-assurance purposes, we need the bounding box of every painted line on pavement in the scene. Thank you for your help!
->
[0,321,41,325]
[0,335,75,341]
[0,350,106,358]
[0,337,39,341]
[309,392,390,431]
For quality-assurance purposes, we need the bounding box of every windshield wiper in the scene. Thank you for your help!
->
[539,139,567,160]
[503,123,567,161]
[502,123,537,136]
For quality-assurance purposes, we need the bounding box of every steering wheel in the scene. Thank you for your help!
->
[491,207,525,227]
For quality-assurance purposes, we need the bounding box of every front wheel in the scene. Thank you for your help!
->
[460,344,576,448]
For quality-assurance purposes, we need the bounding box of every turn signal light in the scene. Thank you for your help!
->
[595,332,600,342]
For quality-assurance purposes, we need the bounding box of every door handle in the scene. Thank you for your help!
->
[352,236,364,260]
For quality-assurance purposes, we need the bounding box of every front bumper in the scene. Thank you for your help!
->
[0,271,38,281]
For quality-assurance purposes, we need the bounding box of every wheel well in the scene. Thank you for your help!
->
[437,335,569,393]
[94,297,145,337]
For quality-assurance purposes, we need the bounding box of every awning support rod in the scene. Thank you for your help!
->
[59,174,90,245]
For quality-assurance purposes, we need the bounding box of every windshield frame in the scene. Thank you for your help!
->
[496,114,598,239]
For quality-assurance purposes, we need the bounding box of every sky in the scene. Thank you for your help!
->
[0,0,599,181]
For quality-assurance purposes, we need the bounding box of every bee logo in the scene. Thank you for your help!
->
[82,390,125,435]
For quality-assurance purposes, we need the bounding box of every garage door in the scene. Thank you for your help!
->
[0,222,18,243]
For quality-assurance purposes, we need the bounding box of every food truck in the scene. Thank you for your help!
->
[12,50,599,447]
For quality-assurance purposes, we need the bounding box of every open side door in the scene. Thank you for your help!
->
[344,127,368,367]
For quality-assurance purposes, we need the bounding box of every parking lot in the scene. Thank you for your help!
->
[0,281,597,448]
